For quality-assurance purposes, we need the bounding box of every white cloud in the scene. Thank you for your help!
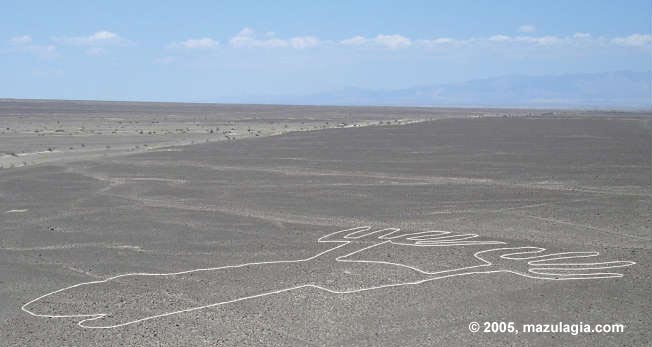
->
[611,34,652,47]
[373,34,411,49]
[55,30,129,46]
[341,31,623,49]
[10,35,32,45]
[340,35,367,45]
[425,37,456,45]
[88,31,117,41]
[518,25,536,33]
[489,34,511,42]
[515,35,560,45]
[229,27,319,48]
[229,27,256,47]
[232,28,268,47]
[338,31,652,50]
[8,34,57,58]
[289,36,319,48]
[170,37,219,49]
[24,44,57,58]
[432,37,455,44]
[483,32,652,49]
[487,34,560,45]
[417,37,464,48]
[340,34,412,49]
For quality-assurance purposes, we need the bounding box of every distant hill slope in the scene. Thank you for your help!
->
[231,71,651,109]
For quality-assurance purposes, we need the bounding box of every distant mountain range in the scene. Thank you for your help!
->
[223,71,651,109]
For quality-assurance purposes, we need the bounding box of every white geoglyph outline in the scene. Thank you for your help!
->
[22,226,636,329]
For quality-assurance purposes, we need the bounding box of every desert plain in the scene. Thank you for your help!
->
[0,99,649,346]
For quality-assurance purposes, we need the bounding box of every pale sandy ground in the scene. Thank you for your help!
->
[0,119,392,168]
[0,103,414,168]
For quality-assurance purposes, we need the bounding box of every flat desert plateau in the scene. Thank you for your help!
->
[1,100,649,346]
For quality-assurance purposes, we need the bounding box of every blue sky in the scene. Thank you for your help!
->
[2,0,651,102]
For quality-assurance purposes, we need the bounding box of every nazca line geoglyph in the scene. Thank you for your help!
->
[22,226,636,328]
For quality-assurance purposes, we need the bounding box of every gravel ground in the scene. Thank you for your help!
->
[0,101,649,346]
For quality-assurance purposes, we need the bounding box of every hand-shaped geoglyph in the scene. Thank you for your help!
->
[22,226,635,328]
